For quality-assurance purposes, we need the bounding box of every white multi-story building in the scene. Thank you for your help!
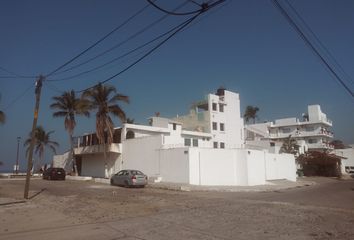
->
[245,105,334,154]
[53,88,296,186]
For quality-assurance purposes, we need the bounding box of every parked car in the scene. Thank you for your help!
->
[42,168,66,180]
[110,169,147,187]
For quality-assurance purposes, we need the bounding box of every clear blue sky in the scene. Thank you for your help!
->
[1,0,353,171]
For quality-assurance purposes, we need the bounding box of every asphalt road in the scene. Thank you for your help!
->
[0,177,353,240]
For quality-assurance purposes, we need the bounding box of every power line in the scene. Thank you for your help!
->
[45,2,152,77]
[74,0,225,93]
[284,0,354,86]
[3,81,35,110]
[51,1,190,77]
[77,13,203,93]
[271,0,354,99]
[48,15,194,82]
[146,0,205,15]
[0,66,35,78]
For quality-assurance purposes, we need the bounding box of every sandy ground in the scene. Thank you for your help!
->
[0,177,354,240]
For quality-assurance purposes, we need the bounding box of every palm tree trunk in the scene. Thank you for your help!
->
[69,134,78,176]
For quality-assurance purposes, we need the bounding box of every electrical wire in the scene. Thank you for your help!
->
[0,66,35,78]
[3,81,35,110]
[76,12,203,93]
[45,2,152,77]
[146,0,205,15]
[271,0,354,99]
[51,1,190,77]
[74,0,225,93]
[48,15,194,82]
[284,0,354,86]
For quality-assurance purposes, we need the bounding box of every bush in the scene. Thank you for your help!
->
[297,151,342,177]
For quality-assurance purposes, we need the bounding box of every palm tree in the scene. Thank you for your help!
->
[0,94,5,124]
[24,126,59,172]
[243,105,259,124]
[280,135,299,155]
[82,83,129,148]
[50,90,90,174]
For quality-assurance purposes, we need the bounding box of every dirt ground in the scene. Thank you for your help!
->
[1,177,354,240]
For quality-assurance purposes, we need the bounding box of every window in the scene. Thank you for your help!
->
[184,138,191,146]
[220,123,225,131]
[270,142,275,147]
[282,128,291,134]
[220,142,225,148]
[305,126,315,132]
[193,139,198,147]
[212,103,217,111]
[219,104,224,112]
[213,142,218,148]
[308,139,318,144]
[173,123,177,130]
[212,122,217,130]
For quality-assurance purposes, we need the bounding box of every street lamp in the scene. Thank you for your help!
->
[15,137,21,174]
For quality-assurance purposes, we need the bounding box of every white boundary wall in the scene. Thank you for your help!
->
[122,136,296,186]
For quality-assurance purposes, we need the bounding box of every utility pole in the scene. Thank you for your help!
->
[24,75,44,199]
[15,136,21,174]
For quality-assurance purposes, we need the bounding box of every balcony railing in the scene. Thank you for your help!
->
[307,142,334,150]
[74,143,121,155]
[269,129,333,139]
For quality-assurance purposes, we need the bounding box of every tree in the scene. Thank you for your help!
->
[0,94,5,124]
[24,126,59,172]
[243,105,259,124]
[50,90,90,174]
[297,151,342,177]
[82,83,129,148]
[280,135,299,155]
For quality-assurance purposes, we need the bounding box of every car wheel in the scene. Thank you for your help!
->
[124,180,129,188]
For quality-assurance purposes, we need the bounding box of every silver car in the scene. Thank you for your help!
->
[110,169,148,187]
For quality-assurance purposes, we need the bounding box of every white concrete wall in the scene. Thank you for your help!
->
[187,148,296,186]
[158,148,190,183]
[121,135,162,177]
[80,152,119,178]
[245,150,267,186]
[335,148,354,174]
[265,152,296,181]
[52,151,71,172]
[189,148,237,185]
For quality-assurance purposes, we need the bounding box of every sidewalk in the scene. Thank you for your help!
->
[146,178,316,192]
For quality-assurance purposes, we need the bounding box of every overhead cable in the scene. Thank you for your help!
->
[52,1,190,77]
[272,0,354,99]
[284,0,354,86]
[48,15,194,82]
[45,2,151,77]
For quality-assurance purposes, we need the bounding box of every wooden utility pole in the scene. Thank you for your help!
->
[24,75,44,199]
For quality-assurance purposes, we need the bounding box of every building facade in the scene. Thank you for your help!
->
[245,105,333,154]
[53,88,296,186]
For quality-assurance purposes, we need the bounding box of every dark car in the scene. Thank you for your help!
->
[110,169,148,187]
[42,167,66,180]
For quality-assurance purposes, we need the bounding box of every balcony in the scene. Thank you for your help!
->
[269,128,333,139]
[74,143,122,155]
[307,142,334,150]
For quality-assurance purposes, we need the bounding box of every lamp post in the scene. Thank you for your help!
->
[15,137,21,174]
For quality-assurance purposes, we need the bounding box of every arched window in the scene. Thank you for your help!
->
[126,130,135,139]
